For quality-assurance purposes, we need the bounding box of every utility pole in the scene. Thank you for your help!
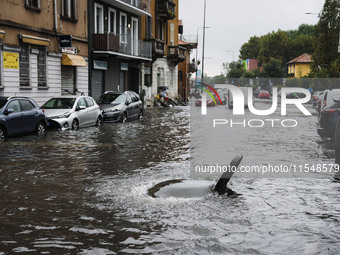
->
[201,0,207,83]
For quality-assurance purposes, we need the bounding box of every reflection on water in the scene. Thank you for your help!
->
[0,105,339,254]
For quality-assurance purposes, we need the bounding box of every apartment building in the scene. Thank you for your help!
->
[141,0,185,106]
[88,0,152,100]
[0,0,89,105]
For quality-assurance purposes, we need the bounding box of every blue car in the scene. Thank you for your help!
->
[0,96,47,141]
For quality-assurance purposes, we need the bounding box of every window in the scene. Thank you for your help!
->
[158,20,164,40]
[94,3,104,33]
[7,100,21,112]
[25,0,41,10]
[20,44,30,86]
[145,16,153,38]
[20,100,34,111]
[85,97,94,107]
[126,93,132,104]
[120,13,128,44]
[178,71,183,82]
[62,0,77,21]
[108,8,116,34]
[37,46,47,86]
[77,98,87,108]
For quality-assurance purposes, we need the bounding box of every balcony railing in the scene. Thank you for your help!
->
[167,46,186,62]
[144,38,166,57]
[118,0,151,13]
[93,33,152,59]
[156,0,176,20]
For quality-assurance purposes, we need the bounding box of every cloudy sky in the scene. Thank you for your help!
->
[179,0,325,77]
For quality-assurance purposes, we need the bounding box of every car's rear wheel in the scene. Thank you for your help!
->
[96,116,102,127]
[72,119,79,130]
[0,126,6,141]
[36,121,46,136]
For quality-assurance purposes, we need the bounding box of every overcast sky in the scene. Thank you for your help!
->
[179,0,325,77]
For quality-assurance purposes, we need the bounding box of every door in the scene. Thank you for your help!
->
[20,99,36,132]
[91,70,104,100]
[75,97,89,127]
[5,100,25,135]
[131,17,138,56]
[85,97,98,125]
[120,71,126,92]
[61,66,76,95]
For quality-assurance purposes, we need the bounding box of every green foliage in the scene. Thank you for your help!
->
[310,0,340,78]
[235,24,316,78]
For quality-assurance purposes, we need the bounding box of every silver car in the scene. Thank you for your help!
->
[42,96,102,130]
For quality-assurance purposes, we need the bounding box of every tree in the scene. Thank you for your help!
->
[264,58,285,78]
[226,62,246,78]
[239,36,261,60]
[310,0,340,77]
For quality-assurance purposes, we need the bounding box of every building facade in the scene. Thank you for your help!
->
[287,53,312,78]
[141,0,185,107]
[88,0,153,100]
[0,0,89,106]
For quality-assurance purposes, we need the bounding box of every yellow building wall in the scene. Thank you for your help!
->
[288,63,311,78]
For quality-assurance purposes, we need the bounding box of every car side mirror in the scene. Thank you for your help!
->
[4,108,14,115]
[78,105,86,111]
[126,101,130,106]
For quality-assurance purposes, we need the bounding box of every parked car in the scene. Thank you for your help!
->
[317,89,340,138]
[0,96,47,141]
[258,90,270,99]
[96,91,143,123]
[42,96,102,130]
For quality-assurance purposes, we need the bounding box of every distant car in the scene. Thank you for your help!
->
[312,91,324,106]
[317,89,340,138]
[42,96,102,130]
[0,96,47,141]
[258,90,270,99]
[96,91,143,123]
[228,86,252,109]
[195,94,219,107]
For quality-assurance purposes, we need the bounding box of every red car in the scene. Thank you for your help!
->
[195,96,217,107]
[258,90,270,99]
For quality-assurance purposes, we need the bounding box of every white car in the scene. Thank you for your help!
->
[42,96,102,130]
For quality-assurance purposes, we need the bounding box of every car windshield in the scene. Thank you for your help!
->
[97,94,125,104]
[42,98,76,109]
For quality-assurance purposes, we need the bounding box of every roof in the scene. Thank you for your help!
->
[287,53,313,64]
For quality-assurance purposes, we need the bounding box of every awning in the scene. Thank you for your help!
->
[0,30,5,40]
[21,34,50,46]
[61,53,87,67]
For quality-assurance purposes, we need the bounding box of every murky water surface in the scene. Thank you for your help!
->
[0,104,339,254]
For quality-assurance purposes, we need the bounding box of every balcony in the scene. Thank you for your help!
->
[167,46,186,63]
[101,0,151,16]
[189,63,196,73]
[144,38,166,57]
[93,33,152,60]
[156,0,176,20]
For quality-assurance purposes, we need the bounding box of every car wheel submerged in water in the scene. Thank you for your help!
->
[96,116,102,127]
[72,119,79,130]
[0,126,6,141]
[121,113,127,123]
[36,122,46,136]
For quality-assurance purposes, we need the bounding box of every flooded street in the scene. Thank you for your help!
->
[0,104,340,254]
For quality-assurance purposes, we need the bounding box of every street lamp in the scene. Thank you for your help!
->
[305,12,320,78]
[195,26,210,87]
